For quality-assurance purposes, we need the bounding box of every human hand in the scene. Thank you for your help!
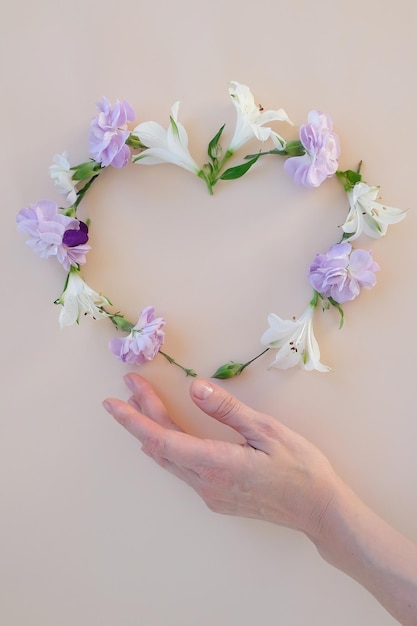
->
[103,373,339,539]
[103,374,417,624]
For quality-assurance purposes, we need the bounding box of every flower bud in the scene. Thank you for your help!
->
[212,361,244,379]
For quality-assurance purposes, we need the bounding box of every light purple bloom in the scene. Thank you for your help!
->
[109,306,165,365]
[89,97,135,168]
[16,200,90,271]
[308,242,379,304]
[284,110,340,188]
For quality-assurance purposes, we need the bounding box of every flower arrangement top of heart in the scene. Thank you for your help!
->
[16,82,406,378]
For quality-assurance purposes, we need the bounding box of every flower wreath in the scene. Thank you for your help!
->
[16,82,406,379]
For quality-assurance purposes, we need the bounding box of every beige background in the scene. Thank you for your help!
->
[2,1,416,624]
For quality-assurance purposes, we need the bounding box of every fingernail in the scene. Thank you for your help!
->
[123,374,135,391]
[192,379,214,401]
[102,400,113,414]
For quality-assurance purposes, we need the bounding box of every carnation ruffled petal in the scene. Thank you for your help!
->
[308,242,379,304]
[285,110,340,188]
[16,200,91,271]
[109,306,165,365]
[89,97,135,168]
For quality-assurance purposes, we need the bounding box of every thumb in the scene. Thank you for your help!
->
[190,378,277,453]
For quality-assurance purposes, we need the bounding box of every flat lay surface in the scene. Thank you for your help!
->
[2,1,416,624]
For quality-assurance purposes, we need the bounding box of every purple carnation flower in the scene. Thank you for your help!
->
[308,242,379,304]
[89,97,135,168]
[109,306,165,365]
[284,110,340,188]
[16,200,91,271]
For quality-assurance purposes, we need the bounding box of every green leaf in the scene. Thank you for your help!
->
[71,161,102,181]
[336,168,362,192]
[328,297,345,329]
[219,154,261,181]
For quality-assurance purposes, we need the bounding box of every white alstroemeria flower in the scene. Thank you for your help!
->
[131,102,200,174]
[261,304,329,372]
[49,152,78,205]
[56,270,110,328]
[342,182,406,240]
[228,81,292,153]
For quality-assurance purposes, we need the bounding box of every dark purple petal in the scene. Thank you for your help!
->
[63,221,89,247]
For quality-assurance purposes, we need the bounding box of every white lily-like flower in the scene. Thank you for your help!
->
[261,304,329,372]
[342,182,406,240]
[49,152,78,205]
[56,270,110,328]
[228,81,292,153]
[131,102,201,174]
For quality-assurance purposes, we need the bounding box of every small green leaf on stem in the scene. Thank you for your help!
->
[71,161,102,181]
[328,297,345,329]
[220,153,261,181]
[159,350,197,377]
[336,166,362,192]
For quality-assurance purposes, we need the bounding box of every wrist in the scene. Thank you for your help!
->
[306,478,360,565]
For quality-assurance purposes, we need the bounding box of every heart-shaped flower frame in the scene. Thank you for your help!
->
[16,82,406,379]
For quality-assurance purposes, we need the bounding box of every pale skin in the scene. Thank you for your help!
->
[103,373,417,626]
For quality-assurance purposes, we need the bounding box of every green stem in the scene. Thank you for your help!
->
[245,148,284,159]
[159,350,197,377]
[212,148,235,185]
[202,148,235,192]
[217,148,234,171]
[239,347,270,373]
[74,171,102,209]
[312,290,344,329]
[198,170,214,195]
[310,290,320,308]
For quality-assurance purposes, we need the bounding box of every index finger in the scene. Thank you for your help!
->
[103,398,222,469]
